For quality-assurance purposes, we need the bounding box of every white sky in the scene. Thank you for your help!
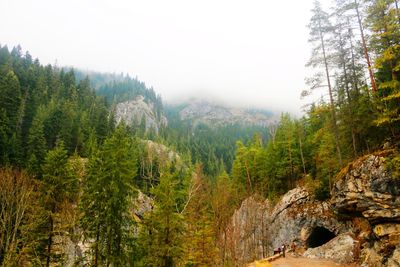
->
[0,0,330,114]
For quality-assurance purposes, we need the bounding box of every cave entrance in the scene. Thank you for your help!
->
[306,226,336,248]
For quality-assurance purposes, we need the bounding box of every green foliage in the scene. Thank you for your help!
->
[183,165,218,266]
[42,141,78,208]
[137,165,186,267]
[163,106,269,176]
[0,45,112,171]
[39,141,79,265]
[80,124,138,266]
[365,0,400,133]
[1,2,400,263]
[385,151,400,179]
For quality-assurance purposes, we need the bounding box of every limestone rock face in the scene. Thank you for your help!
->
[178,99,275,127]
[225,188,347,265]
[227,151,400,266]
[225,196,271,266]
[331,152,400,222]
[267,187,347,253]
[388,246,400,266]
[331,151,400,266]
[303,233,359,264]
[115,96,167,133]
[360,242,400,267]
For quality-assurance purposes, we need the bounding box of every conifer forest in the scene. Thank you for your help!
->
[0,0,399,266]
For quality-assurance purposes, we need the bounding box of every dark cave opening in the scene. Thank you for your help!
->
[306,226,336,248]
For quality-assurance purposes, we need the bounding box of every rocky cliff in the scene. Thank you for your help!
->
[229,150,400,266]
[224,196,270,266]
[225,188,350,265]
[178,99,275,127]
[115,95,168,133]
[331,150,400,266]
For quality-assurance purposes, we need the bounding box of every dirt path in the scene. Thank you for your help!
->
[270,255,359,267]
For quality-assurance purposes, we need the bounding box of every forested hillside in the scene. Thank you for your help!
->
[0,0,399,266]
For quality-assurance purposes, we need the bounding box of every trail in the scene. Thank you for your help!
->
[269,254,359,267]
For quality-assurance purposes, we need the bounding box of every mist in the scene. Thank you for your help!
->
[0,0,330,114]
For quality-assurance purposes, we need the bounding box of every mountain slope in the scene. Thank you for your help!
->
[175,99,275,127]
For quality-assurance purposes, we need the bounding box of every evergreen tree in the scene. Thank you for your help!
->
[80,124,138,266]
[41,141,78,266]
[308,0,343,166]
[366,0,400,134]
[27,107,47,175]
[138,165,185,267]
[183,164,218,266]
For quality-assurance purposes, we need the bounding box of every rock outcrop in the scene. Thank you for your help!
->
[225,188,348,265]
[331,150,400,266]
[58,191,154,266]
[225,196,271,265]
[178,99,275,127]
[267,187,347,254]
[303,233,359,264]
[230,150,400,266]
[332,151,400,223]
[115,96,167,133]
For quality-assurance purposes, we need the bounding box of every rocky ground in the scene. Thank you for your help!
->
[270,255,359,267]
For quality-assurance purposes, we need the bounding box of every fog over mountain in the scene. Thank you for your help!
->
[0,0,332,115]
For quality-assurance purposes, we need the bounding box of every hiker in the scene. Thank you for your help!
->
[281,244,285,257]
[291,241,296,252]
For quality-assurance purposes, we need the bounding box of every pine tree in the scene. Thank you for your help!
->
[27,107,47,175]
[183,164,218,266]
[308,0,343,166]
[211,171,237,264]
[80,124,138,266]
[41,140,78,266]
[138,165,185,267]
[366,0,400,133]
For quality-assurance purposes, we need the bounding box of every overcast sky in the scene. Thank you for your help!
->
[0,0,329,114]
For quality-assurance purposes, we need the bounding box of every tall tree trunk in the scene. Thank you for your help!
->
[244,161,252,194]
[298,136,306,175]
[348,18,360,96]
[339,30,358,157]
[288,139,294,189]
[318,19,343,166]
[94,224,99,267]
[355,0,377,93]
[46,215,54,267]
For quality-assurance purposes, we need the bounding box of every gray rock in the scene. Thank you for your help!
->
[331,152,400,223]
[178,99,275,127]
[224,195,271,266]
[224,188,348,265]
[115,96,167,133]
[267,187,347,253]
[303,233,359,264]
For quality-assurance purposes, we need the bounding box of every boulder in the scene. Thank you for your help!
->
[303,233,359,264]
